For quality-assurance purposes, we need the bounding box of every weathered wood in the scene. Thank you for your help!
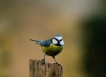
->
[29,59,63,77]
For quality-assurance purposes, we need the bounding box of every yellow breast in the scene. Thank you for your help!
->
[41,44,63,56]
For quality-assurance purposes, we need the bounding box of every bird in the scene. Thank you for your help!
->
[30,34,64,64]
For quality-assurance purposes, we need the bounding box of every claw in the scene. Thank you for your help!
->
[53,63,61,66]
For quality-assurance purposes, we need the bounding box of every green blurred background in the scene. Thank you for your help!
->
[0,0,106,77]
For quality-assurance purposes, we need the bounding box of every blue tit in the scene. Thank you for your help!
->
[30,34,64,64]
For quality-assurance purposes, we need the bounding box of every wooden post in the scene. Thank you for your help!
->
[29,59,63,77]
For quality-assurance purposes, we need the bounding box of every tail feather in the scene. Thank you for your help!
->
[30,39,35,41]
[34,40,41,44]
[30,39,50,46]
[30,39,41,45]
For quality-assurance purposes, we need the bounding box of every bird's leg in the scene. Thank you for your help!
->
[41,54,45,64]
[52,56,61,66]
[52,56,58,64]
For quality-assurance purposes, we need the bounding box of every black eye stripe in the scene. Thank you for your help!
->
[54,38,62,41]
[54,38,58,41]
[52,38,63,46]
[60,39,62,41]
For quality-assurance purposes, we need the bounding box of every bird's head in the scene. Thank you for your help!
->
[52,34,64,46]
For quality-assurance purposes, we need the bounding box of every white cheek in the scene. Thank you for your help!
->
[52,39,58,44]
[60,40,64,46]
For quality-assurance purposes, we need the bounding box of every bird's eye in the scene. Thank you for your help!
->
[60,39,62,41]
[52,39,58,44]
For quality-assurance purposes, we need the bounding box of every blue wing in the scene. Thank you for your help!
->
[30,39,51,47]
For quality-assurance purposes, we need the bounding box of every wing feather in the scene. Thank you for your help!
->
[30,39,52,47]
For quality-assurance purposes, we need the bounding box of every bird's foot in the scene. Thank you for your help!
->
[53,62,61,66]
[53,63,62,70]
[41,59,45,64]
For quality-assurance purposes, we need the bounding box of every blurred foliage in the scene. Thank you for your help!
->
[0,35,12,77]
[0,51,10,68]
[82,12,106,77]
